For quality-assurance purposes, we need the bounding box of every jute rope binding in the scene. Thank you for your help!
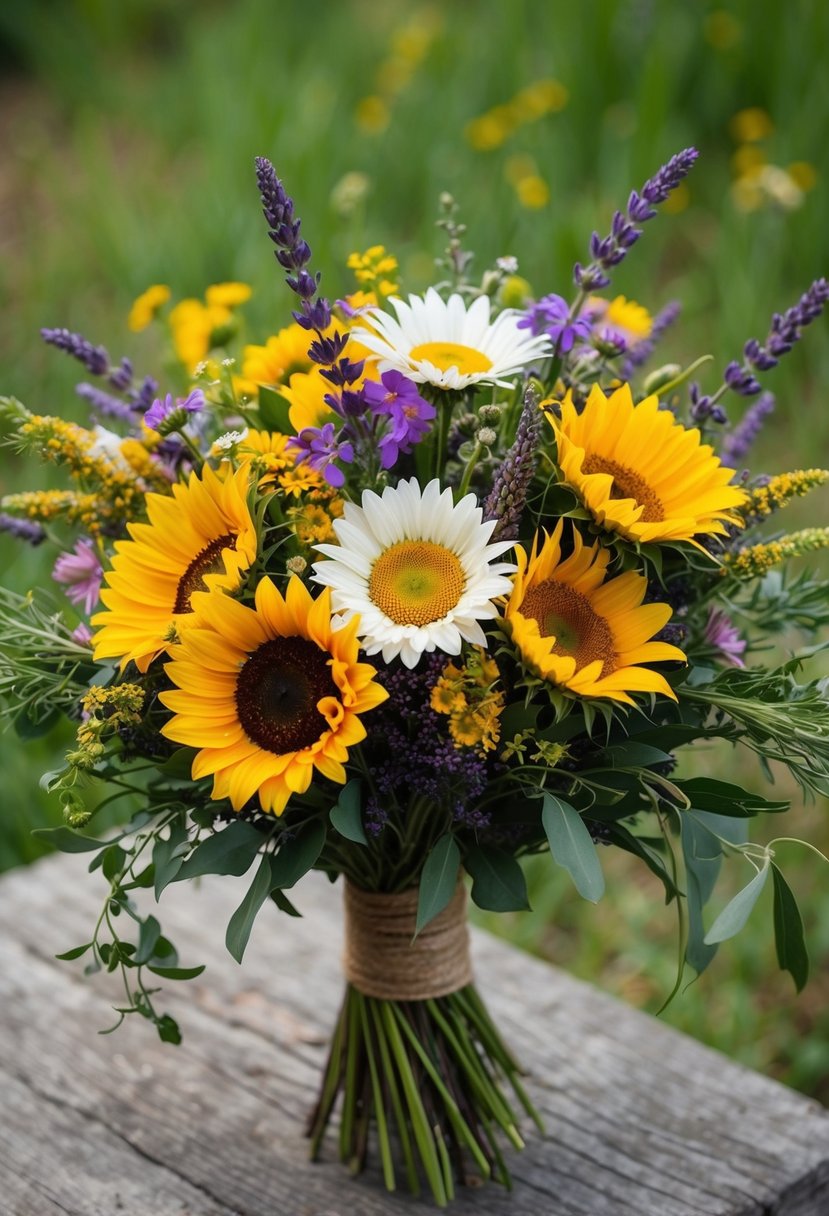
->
[343,878,473,1001]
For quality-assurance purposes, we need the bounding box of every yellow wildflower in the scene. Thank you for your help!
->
[347,246,399,297]
[355,95,390,134]
[741,469,829,519]
[205,282,252,308]
[730,107,774,144]
[128,284,170,332]
[515,174,550,209]
[725,529,829,580]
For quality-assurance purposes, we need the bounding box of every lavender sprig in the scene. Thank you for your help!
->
[41,327,110,377]
[75,383,136,422]
[724,278,829,398]
[620,300,681,378]
[0,512,46,545]
[574,148,699,293]
[483,385,542,542]
[721,392,776,467]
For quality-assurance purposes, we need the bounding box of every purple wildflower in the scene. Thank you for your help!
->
[53,538,103,615]
[288,422,354,488]
[363,371,436,468]
[721,392,776,468]
[518,293,592,353]
[689,381,727,426]
[75,382,136,422]
[574,148,699,292]
[704,606,747,668]
[144,388,205,435]
[71,622,94,646]
[0,513,46,545]
[41,327,109,376]
[724,279,829,398]
[620,300,681,378]
[483,384,542,542]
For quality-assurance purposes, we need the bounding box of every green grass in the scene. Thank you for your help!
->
[1,0,828,1096]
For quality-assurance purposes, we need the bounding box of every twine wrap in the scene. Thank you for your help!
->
[343,878,473,1001]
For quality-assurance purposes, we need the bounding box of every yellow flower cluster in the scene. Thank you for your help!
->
[119,437,178,495]
[725,528,829,580]
[16,415,148,532]
[347,246,399,298]
[430,650,504,752]
[70,683,145,768]
[740,469,829,519]
[728,108,817,214]
[354,6,444,135]
[465,78,568,152]
[288,497,345,546]
[500,732,568,768]
[168,283,252,372]
[503,154,550,210]
[237,323,315,396]
[128,284,171,332]
[0,489,98,529]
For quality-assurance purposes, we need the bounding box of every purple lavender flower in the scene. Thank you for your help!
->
[574,149,699,292]
[41,327,109,376]
[620,300,681,377]
[689,381,727,426]
[518,293,592,353]
[130,375,159,414]
[288,422,354,487]
[704,606,747,668]
[71,622,94,645]
[483,384,542,541]
[53,538,103,615]
[254,157,331,333]
[144,388,205,435]
[724,279,829,397]
[0,513,46,545]
[363,371,436,468]
[721,392,776,467]
[76,382,136,422]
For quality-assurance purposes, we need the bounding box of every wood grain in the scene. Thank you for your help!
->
[0,853,827,1215]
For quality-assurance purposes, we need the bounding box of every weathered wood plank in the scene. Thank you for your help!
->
[0,853,827,1215]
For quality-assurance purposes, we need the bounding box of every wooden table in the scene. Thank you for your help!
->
[1,853,827,1215]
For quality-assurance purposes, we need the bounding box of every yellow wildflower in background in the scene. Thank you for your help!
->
[355,95,390,134]
[724,529,829,580]
[206,282,252,308]
[740,469,829,519]
[347,246,400,297]
[704,10,742,49]
[730,107,774,143]
[466,77,568,151]
[128,284,170,332]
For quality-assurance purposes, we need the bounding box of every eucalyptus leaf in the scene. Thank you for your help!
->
[704,861,770,945]
[680,814,721,975]
[135,915,162,965]
[56,942,93,961]
[31,826,107,853]
[602,742,673,769]
[269,819,326,889]
[153,819,190,899]
[465,845,529,912]
[415,834,460,937]
[226,855,274,964]
[174,820,265,881]
[329,779,366,845]
[771,864,809,992]
[147,964,206,980]
[542,793,605,902]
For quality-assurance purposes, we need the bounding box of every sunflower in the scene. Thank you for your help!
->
[236,323,315,396]
[352,287,551,390]
[503,522,685,704]
[312,477,515,668]
[91,464,257,673]
[279,369,339,434]
[552,384,747,545]
[159,577,387,815]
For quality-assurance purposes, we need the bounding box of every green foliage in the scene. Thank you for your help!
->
[415,834,460,936]
[541,793,605,902]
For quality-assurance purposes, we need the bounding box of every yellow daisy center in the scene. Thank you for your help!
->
[235,636,337,754]
[174,534,237,614]
[519,580,617,675]
[369,541,465,626]
[582,455,664,522]
[408,341,493,375]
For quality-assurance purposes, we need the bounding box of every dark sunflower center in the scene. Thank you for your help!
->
[174,534,237,614]
[519,579,617,676]
[234,636,338,754]
[582,455,664,522]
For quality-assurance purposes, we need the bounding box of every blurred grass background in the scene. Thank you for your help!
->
[1,0,828,1098]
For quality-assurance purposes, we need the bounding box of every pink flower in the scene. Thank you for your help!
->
[53,539,103,616]
[704,607,747,668]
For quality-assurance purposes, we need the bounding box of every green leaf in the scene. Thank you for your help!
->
[542,793,605,902]
[153,819,190,899]
[676,777,789,816]
[15,704,60,739]
[226,855,275,964]
[610,822,680,902]
[465,845,529,912]
[174,820,265,881]
[269,819,326,889]
[135,915,162,965]
[771,864,809,992]
[602,742,674,769]
[680,814,721,975]
[147,964,206,980]
[415,834,460,937]
[329,780,366,845]
[156,1014,182,1044]
[270,888,301,917]
[704,861,770,945]
[258,384,292,432]
[31,826,106,853]
[56,942,93,961]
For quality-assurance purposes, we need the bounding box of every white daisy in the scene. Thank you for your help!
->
[351,287,551,391]
[311,478,516,668]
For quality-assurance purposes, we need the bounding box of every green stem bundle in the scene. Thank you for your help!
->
[306,982,542,1206]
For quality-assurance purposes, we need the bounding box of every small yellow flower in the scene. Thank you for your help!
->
[128,284,171,332]
[347,246,400,297]
[205,282,252,308]
[355,95,390,134]
[430,677,467,715]
[730,107,774,144]
[515,175,550,209]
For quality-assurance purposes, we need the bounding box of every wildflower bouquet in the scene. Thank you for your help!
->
[2,148,829,1207]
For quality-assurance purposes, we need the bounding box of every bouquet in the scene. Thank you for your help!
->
[2,146,829,1207]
